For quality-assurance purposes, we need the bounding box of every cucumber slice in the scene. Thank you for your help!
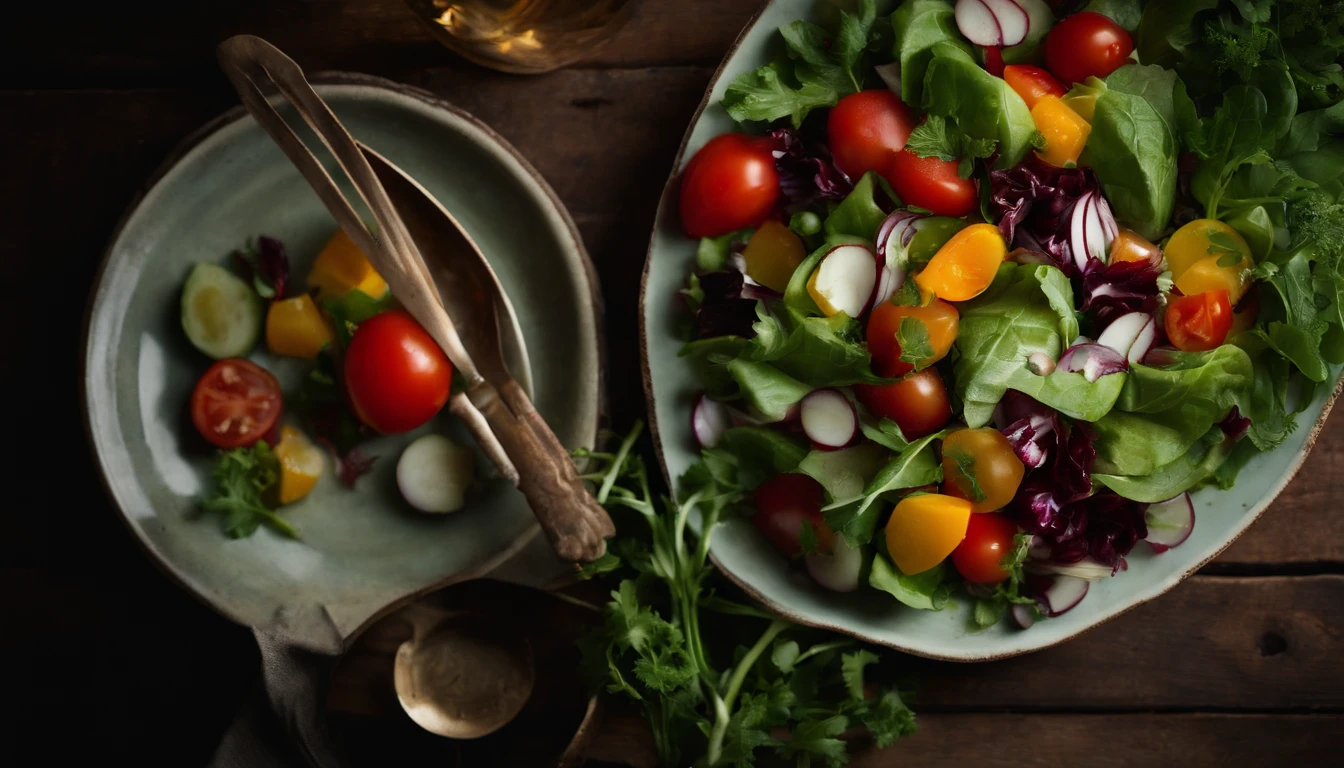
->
[181,262,262,359]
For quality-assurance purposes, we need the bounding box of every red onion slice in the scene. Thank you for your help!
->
[1057,342,1129,382]
[1096,311,1157,363]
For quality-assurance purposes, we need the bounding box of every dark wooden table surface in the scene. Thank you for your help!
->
[3,1,1342,765]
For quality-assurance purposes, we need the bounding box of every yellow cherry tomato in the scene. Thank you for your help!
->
[1108,227,1162,265]
[1164,219,1255,304]
[914,223,1007,302]
[743,219,807,292]
[941,428,1026,513]
[884,493,973,575]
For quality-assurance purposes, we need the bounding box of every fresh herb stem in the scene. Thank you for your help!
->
[706,619,790,765]
[597,421,643,504]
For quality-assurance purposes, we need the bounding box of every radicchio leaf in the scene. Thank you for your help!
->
[235,235,290,299]
[1219,406,1252,441]
[694,270,777,339]
[989,154,1101,277]
[1080,257,1162,333]
[768,127,853,206]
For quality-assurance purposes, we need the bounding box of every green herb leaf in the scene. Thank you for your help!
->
[947,448,987,502]
[896,316,935,369]
[322,288,394,348]
[200,442,297,539]
[840,649,878,701]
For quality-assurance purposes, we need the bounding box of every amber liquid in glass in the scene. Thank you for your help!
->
[405,0,636,74]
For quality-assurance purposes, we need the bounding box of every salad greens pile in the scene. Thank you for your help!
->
[577,424,916,767]
[671,0,1344,634]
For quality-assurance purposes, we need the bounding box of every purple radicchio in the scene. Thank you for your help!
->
[694,270,778,340]
[767,127,853,206]
[234,235,290,299]
[1219,406,1252,441]
[989,154,1100,277]
[1002,393,1149,569]
[1080,256,1163,334]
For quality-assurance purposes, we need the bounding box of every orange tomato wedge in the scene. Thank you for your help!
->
[273,425,324,505]
[885,493,973,575]
[1108,226,1162,265]
[307,229,389,299]
[913,223,1007,302]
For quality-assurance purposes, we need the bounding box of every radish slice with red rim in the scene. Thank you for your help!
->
[1096,311,1157,363]
[1037,575,1089,617]
[982,0,1029,46]
[800,388,859,450]
[804,536,864,592]
[955,0,1004,46]
[1145,492,1195,553]
[811,244,878,318]
[691,393,732,449]
[1011,602,1037,629]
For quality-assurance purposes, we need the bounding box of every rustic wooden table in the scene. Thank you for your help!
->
[4,1,1342,765]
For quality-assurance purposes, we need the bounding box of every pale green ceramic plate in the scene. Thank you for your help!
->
[85,74,602,653]
[640,1,1342,661]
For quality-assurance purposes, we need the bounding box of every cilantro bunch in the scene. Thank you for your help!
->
[576,423,916,767]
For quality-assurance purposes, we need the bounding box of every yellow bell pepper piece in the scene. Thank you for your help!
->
[743,220,806,292]
[1032,96,1091,168]
[884,493,973,575]
[273,425,324,505]
[267,294,334,360]
[306,229,389,299]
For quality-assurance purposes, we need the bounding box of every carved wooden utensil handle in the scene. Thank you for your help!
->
[466,382,612,562]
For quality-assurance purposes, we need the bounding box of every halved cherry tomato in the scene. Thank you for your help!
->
[1166,219,1255,304]
[828,90,916,181]
[191,358,283,449]
[854,369,952,440]
[1031,96,1091,167]
[1044,12,1134,85]
[679,133,779,238]
[1109,227,1162,265]
[752,473,834,557]
[952,512,1019,584]
[1003,65,1067,109]
[742,220,806,292]
[1164,290,1233,352]
[866,298,960,378]
[941,428,1025,514]
[886,150,978,218]
[344,309,453,434]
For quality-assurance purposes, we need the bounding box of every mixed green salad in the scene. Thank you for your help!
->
[672,0,1344,629]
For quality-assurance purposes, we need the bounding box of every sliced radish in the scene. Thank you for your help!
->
[955,0,1004,46]
[875,61,902,95]
[810,244,878,318]
[800,389,859,450]
[397,434,476,514]
[804,536,864,592]
[692,393,732,449]
[1057,342,1128,382]
[1011,602,1037,629]
[1039,575,1089,617]
[1145,492,1195,553]
[982,0,1029,47]
[1069,190,1118,272]
[1027,557,1115,580]
[1097,312,1157,363]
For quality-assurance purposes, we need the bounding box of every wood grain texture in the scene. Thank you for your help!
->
[3,0,762,87]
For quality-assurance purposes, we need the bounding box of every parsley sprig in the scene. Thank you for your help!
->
[576,423,916,767]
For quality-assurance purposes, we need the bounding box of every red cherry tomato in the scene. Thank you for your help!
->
[886,150,978,217]
[343,310,453,434]
[854,369,953,440]
[191,358,284,449]
[827,90,916,181]
[752,473,834,557]
[866,299,960,378]
[679,133,779,238]
[1045,12,1134,85]
[1164,290,1233,352]
[1003,65,1067,109]
[951,512,1020,584]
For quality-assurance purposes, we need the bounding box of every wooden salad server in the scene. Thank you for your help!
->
[216,34,614,561]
